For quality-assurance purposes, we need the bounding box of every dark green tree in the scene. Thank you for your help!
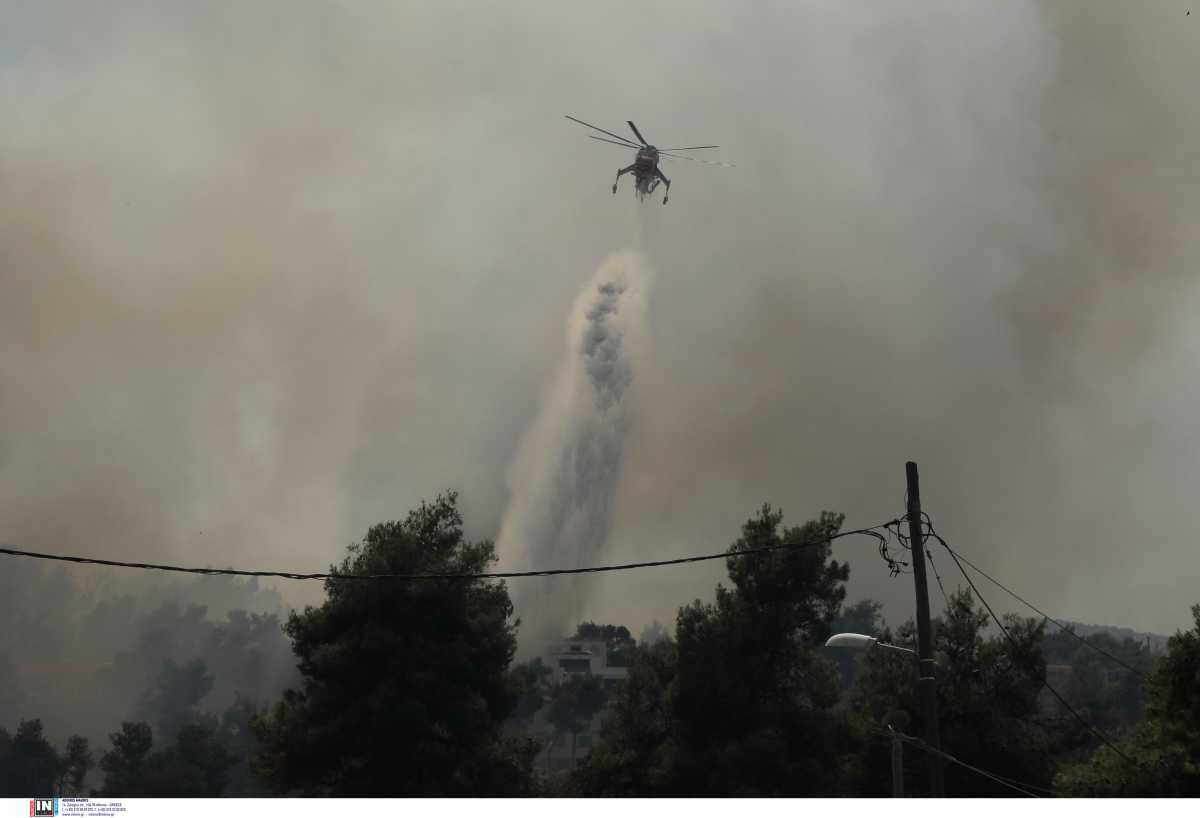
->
[1040,627,1154,740]
[545,675,608,768]
[1053,721,1186,796]
[59,735,92,796]
[97,601,295,739]
[566,639,677,795]
[140,719,234,796]
[98,722,153,795]
[670,508,850,792]
[217,695,269,796]
[201,609,297,713]
[848,589,1052,796]
[98,719,235,797]
[1148,604,1200,783]
[509,658,552,728]
[1056,604,1200,795]
[253,492,534,795]
[0,720,62,796]
[143,658,215,741]
[573,505,859,796]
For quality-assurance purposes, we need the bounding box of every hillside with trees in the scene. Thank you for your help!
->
[2,492,1198,796]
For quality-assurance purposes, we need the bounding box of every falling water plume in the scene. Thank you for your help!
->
[496,249,654,653]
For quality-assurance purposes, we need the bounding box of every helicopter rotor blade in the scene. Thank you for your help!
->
[659,146,720,151]
[588,135,640,149]
[565,115,641,147]
[627,121,649,146]
[660,151,736,168]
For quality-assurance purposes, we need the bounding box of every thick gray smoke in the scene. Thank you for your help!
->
[497,250,653,649]
[3,0,1199,671]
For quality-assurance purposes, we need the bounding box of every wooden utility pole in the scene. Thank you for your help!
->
[890,726,904,797]
[906,461,945,796]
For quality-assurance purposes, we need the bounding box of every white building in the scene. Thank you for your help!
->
[552,638,629,690]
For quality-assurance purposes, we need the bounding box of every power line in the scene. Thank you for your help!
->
[924,544,951,608]
[877,520,911,576]
[918,515,1147,679]
[0,521,900,582]
[890,509,948,604]
[892,732,1042,797]
[886,729,1054,798]
[877,528,908,576]
[868,725,1058,796]
[922,520,1136,766]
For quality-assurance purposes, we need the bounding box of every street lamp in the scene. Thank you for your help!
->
[824,632,917,798]
[824,633,916,656]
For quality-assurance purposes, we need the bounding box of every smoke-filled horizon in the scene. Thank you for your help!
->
[0,558,296,752]
[3,1,1200,644]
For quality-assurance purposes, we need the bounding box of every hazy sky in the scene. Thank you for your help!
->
[2,1,1198,640]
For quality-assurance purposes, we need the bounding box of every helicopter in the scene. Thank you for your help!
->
[566,115,731,204]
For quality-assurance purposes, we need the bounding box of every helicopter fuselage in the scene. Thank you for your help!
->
[635,146,659,170]
[633,147,661,194]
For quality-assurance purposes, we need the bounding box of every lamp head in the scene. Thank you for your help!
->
[824,633,879,651]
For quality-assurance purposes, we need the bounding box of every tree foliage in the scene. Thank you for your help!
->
[509,658,552,727]
[0,720,62,796]
[217,696,270,796]
[98,720,234,796]
[252,492,533,795]
[140,720,234,796]
[1056,604,1200,795]
[847,588,1053,796]
[1041,626,1154,738]
[545,675,607,768]
[143,658,215,742]
[573,622,635,667]
[566,639,677,796]
[98,602,295,741]
[572,505,859,796]
[8,487,1200,797]
[98,722,153,795]
[60,735,92,796]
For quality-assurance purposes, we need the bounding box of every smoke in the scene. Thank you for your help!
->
[498,249,653,649]
[0,559,295,751]
[2,0,1199,664]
